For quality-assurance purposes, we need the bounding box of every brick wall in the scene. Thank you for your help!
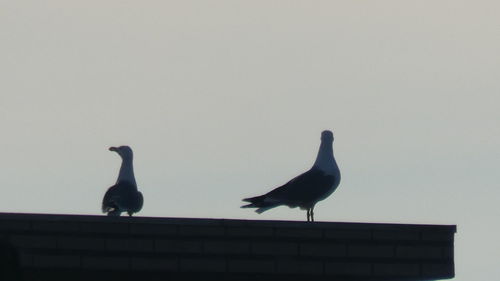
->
[0,213,456,281]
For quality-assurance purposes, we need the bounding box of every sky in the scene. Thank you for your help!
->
[1,1,499,280]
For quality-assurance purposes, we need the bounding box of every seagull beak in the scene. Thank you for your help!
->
[109,147,118,152]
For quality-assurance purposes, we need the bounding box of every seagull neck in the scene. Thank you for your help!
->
[117,157,136,186]
[313,141,337,174]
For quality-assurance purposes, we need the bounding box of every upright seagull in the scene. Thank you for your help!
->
[102,146,143,216]
[242,130,341,222]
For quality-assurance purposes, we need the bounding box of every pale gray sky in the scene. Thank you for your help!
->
[1,1,499,280]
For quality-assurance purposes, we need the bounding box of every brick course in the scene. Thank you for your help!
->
[0,213,455,281]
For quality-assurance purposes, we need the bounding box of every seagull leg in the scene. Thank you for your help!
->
[311,206,315,222]
[306,209,310,222]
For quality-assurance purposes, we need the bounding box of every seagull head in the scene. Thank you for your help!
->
[321,130,334,142]
[109,145,133,160]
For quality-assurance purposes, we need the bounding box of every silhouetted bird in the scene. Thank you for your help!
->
[102,146,143,216]
[242,130,341,222]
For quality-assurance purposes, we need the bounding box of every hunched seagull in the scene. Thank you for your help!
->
[242,130,340,222]
[102,146,143,216]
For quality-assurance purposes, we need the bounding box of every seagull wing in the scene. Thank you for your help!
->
[102,182,143,214]
[266,168,336,206]
[130,191,143,213]
[241,169,336,213]
[102,184,122,213]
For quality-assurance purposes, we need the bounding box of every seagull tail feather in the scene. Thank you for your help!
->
[241,195,280,213]
[255,205,278,214]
